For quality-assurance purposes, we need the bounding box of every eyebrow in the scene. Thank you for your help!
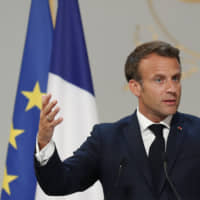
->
[152,72,181,79]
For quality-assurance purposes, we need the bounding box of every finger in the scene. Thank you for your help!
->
[51,117,63,127]
[44,99,58,115]
[42,94,52,110]
[47,107,60,122]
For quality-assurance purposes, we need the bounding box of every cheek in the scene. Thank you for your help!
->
[178,85,182,94]
[143,85,163,97]
[177,88,182,101]
[141,89,159,105]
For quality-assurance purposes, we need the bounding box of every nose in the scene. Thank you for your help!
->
[166,80,177,93]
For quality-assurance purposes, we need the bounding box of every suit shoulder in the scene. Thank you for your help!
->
[178,112,200,124]
[92,113,134,134]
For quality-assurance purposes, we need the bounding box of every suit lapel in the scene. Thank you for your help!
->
[166,112,185,173]
[159,112,185,193]
[123,112,153,189]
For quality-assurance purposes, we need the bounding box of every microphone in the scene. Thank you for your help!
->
[114,158,127,187]
[104,158,127,200]
[163,153,181,200]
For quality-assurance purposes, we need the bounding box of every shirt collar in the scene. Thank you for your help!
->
[136,108,172,132]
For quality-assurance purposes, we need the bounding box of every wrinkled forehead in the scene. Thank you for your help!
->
[138,54,181,78]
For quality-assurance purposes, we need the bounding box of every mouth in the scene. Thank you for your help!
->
[163,99,176,106]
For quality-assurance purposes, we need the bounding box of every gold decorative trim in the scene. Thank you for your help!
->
[147,0,200,59]
[133,25,142,46]
[179,0,200,3]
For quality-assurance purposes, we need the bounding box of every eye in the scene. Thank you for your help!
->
[154,77,163,83]
[172,75,181,82]
[156,78,161,82]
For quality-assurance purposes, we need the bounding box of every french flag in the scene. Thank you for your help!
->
[35,0,102,199]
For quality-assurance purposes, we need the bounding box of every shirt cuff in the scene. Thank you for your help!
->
[35,138,55,166]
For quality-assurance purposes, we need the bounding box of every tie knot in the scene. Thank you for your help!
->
[149,124,165,137]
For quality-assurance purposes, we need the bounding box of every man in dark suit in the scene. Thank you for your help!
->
[35,41,200,200]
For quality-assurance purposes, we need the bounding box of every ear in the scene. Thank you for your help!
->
[128,79,142,97]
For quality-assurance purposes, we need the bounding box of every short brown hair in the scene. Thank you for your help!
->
[125,41,181,82]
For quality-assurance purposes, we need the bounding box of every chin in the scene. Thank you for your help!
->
[159,107,177,117]
[164,109,177,116]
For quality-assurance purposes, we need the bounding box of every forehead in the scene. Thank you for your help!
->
[139,53,181,76]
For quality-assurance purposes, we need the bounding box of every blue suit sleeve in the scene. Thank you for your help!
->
[34,125,101,195]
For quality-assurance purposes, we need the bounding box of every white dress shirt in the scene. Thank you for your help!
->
[35,138,55,166]
[35,109,172,165]
[136,109,172,155]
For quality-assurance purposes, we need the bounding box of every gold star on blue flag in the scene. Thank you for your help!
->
[1,0,53,199]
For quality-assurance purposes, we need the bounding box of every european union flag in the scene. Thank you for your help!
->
[1,0,53,199]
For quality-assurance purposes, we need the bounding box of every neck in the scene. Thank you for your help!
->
[138,108,168,123]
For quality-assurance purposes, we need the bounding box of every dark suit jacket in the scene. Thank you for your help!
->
[35,112,200,200]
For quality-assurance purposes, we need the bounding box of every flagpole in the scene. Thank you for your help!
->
[49,0,56,28]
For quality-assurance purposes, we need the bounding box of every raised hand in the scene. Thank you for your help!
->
[37,94,63,149]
